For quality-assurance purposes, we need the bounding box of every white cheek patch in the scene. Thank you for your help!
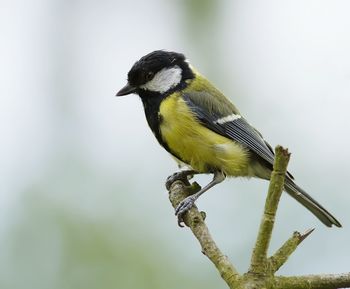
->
[141,66,182,93]
[214,114,241,124]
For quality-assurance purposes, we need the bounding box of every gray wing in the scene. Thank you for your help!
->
[182,91,276,167]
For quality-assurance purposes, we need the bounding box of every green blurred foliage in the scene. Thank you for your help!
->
[2,186,222,289]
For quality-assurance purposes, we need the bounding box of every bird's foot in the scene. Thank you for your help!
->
[175,195,197,227]
[165,171,194,190]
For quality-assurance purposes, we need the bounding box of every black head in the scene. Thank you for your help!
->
[116,50,194,96]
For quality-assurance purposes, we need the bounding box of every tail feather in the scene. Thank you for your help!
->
[284,178,341,227]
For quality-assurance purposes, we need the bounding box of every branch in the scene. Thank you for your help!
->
[267,228,314,274]
[168,180,240,288]
[249,146,290,274]
[166,146,350,289]
[274,273,350,289]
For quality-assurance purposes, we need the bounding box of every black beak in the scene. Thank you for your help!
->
[116,83,137,96]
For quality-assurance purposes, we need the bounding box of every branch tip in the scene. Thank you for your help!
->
[275,145,291,158]
[299,228,315,243]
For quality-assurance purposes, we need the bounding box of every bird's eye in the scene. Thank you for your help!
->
[146,71,154,81]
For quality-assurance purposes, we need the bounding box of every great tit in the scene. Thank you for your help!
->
[116,50,341,228]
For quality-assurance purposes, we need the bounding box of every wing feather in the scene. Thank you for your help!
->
[182,92,275,166]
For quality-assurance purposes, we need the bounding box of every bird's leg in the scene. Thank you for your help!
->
[165,169,198,190]
[175,171,226,226]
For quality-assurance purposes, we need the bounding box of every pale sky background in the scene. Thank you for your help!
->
[1,1,350,288]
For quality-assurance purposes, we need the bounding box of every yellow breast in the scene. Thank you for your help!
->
[159,94,250,176]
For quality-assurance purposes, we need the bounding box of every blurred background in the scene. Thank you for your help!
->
[1,0,350,288]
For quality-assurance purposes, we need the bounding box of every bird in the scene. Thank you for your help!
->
[116,50,341,228]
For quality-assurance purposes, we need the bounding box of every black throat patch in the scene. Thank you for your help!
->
[139,90,165,145]
[138,88,187,163]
